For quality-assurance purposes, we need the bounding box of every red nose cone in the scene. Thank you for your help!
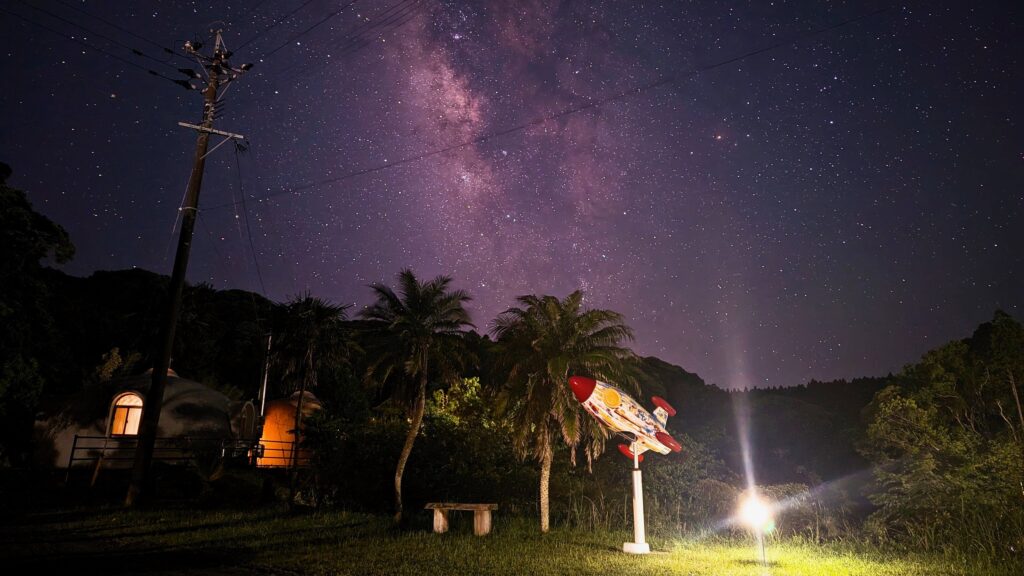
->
[569,376,596,403]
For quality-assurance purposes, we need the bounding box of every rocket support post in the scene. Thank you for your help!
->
[623,443,650,554]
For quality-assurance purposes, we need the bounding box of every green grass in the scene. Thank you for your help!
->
[1,506,1018,575]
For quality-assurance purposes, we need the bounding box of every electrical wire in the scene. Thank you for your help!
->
[196,214,230,276]
[321,0,429,59]
[236,0,320,52]
[274,0,432,86]
[50,0,191,63]
[260,0,359,60]
[251,0,278,15]
[190,149,270,336]
[1,5,192,88]
[261,0,433,134]
[317,0,422,54]
[233,143,269,297]
[125,165,199,356]
[18,0,185,73]
[207,5,893,211]
[234,144,272,337]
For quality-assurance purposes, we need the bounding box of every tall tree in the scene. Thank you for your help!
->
[361,269,473,524]
[0,163,75,464]
[271,295,351,491]
[861,311,1024,554]
[491,291,635,532]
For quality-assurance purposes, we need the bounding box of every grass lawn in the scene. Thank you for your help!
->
[1,506,1018,575]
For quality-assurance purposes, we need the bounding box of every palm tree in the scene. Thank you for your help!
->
[491,291,635,533]
[271,294,351,483]
[361,269,473,524]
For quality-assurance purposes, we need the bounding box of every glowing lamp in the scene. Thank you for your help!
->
[738,492,774,566]
[738,493,772,532]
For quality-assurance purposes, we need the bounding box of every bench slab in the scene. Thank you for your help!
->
[425,503,498,535]
[425,502,498,511]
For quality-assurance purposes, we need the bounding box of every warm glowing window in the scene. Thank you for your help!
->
[110,393,144,436]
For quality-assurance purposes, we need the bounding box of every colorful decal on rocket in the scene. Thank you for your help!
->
[568,376,683,459]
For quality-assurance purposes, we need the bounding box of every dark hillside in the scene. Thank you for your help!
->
[39,267,274,398]
[638,356,886,484]
[31,268,894,487]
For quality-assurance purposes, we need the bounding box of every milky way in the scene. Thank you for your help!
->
[1,1,1021,388]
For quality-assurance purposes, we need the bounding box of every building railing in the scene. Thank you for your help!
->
[255,438,312,468]
[66,435,311,471]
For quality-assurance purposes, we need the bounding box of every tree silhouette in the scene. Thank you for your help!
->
[271,294,351,497]
[0,163,74,463]
[491,291,635,532]
[361,269,473,524]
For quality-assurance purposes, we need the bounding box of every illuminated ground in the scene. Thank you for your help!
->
[1,507,1017,575]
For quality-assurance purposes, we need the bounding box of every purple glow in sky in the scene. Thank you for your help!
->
[1,1,1020,388]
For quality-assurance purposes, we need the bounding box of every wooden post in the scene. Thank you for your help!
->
[64,434,79,483]
[125,31,248,507]
[473,509,492,536]
[432,508,449,533]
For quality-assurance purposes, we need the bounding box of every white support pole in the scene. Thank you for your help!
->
[623,445,650,554]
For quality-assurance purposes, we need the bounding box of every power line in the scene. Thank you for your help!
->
[257,0,434,139]
[232,146,272,349]
[50,0,191,63]
[196,211,269,342]
[19,0,186,73]
[208,5,892,211]
[261,0,359,60]
[251,0,278,15]
[233,143,269,297]
[324,0,430,58]
[318,0,423,54]
[1,5,193,89]
[275,0,432,86]
[192,149,270,338]
[196,214,230,278]
[236,0,320,52]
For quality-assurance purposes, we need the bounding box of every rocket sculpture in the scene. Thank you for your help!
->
[568,376,682,554]
[569,376,682,461]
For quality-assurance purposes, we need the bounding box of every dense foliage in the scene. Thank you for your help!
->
[1,171,1021,559]
[0,163,74,465]
[861,311,1024,555]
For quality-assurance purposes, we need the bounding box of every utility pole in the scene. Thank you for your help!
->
[126,30,250,506]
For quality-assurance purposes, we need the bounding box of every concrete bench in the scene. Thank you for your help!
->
[425,502,498,536]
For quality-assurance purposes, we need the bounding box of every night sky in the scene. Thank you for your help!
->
[1,1,1021,389]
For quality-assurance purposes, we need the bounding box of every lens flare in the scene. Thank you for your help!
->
[730,392,757,491]
[738,493,773,533]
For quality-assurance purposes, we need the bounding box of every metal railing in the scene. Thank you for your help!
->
[255,438,312,468]
[66,435,310,471]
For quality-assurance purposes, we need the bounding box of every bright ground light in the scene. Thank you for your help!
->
[738,493,772,532]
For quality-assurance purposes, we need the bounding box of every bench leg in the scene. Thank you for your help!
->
[433,509,449,533]
[473,510,492,536]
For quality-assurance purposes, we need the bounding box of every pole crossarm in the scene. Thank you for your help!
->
[177,122,245,140]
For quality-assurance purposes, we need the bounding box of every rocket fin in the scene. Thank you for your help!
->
[617,443,645,463]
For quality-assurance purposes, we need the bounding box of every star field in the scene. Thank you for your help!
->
[1,1,1020,388]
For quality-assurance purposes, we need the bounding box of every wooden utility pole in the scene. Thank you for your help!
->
[126,31,249,506]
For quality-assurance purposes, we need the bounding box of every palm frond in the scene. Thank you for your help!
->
[359,270,474,410]
[491,290,635,465]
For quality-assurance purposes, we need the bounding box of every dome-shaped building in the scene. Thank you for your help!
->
[37,369,257,470]
[256,390,321,467]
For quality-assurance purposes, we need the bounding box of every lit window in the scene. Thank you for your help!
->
[110,393,144,436]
